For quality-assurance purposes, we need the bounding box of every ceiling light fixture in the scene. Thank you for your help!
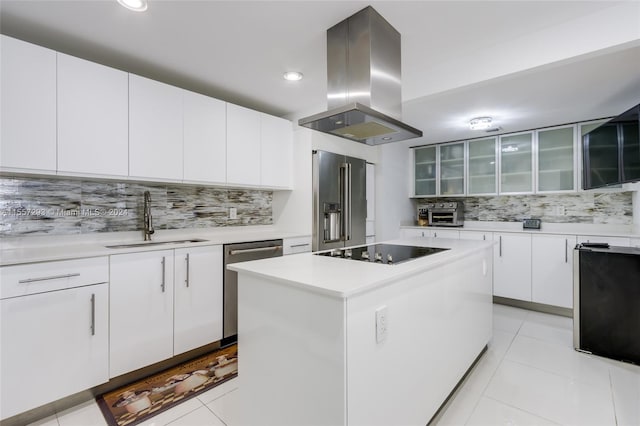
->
[117,0,148,12]
[283,71,303,81]
[469,117,493,130]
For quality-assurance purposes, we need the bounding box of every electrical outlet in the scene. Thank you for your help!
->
[375,306,388,343]
[229,207,237,219]
[558,206,565,216]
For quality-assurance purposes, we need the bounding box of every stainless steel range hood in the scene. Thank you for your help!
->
[299,6,422,145]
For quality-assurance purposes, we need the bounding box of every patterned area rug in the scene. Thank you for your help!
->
[97,344,237,426]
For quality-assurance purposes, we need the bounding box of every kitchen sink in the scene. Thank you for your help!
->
[105,238,208,249]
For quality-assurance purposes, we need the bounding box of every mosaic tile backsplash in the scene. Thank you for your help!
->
[0,176,272,237]
[416,192,633,225]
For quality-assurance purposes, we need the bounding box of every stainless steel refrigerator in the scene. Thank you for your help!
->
[312,150,367,252]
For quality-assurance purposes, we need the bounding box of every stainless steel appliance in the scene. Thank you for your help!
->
[574,244,640,364]
[313,150,367,252]
[315,243,449,265]
[298,6,422,145]
[425,202,464,227]
[223,239,283,343]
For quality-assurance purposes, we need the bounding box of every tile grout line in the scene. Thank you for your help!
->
[161,398,208,426]
[482,394,562,425]
[609,368,620,426]
[202,402,227,426]
[461,327,519,425]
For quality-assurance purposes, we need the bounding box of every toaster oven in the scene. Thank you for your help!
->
[425,202,464,227]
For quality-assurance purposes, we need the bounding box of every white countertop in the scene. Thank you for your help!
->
[228,237,494,299]
[401,221,640,238]
[0,226,309,266]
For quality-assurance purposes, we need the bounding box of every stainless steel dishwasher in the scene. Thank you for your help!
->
[223,239,283,344]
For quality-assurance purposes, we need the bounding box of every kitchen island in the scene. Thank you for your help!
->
[228,238,493,426]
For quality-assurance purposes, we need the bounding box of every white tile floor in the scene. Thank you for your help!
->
[28,304,640,426]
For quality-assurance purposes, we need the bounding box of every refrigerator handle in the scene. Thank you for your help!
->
[340,163,352,242]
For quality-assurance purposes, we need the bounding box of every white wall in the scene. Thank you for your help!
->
[273,128,312,234]
[374,140,416,241]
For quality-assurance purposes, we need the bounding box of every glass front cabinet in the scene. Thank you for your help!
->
[413,145,437,197]
[536,125,577,192]
[412,124,581,198]
[499,132,534,194]
[439,142,465,196]
[467,137,497,195]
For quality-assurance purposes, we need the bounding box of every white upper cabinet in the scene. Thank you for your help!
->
[1,36,294,189]
[467,137,497,195]
[499,132,534,194]
[129,74,184,181]
[57,53,129,177]
[227,103,261,186]
[183,90,227,184]
[260,113,293,188]
[536,125,576,193]
[0,35,56,173]
[226,103,293,188]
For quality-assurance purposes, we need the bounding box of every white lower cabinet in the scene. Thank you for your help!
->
[0,258,109,420]
[431,229,460,239]
[400,228,428,238]
[109,246,223,378]
[459,230,493,241]
[283,236,312,255]
[109,249,175,378]
[493,233,532,301]
[532,234,576,308]
[174,246,223,355]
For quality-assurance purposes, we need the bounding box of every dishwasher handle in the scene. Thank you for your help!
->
[229,246,283,256]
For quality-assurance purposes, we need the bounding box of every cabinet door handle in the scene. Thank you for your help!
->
[185,253,190,288]
[161,257,166,292]
[90,294,96,336]
[434,232,438,238]
[290,243,310,248]
[499,236,502,257]
[19,273,80,284]
[483,234,486,241]
[565,239,568,263]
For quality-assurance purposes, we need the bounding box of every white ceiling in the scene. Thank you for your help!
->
[1,0,639,145]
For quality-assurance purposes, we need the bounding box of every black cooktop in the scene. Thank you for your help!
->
[315,243,449,265]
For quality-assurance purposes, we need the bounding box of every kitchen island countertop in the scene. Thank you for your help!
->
[229,237,494,298]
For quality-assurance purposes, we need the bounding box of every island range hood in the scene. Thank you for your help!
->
[299,6,422,145]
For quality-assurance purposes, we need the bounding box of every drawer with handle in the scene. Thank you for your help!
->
[283,236,312,255]
[1,256,109,299]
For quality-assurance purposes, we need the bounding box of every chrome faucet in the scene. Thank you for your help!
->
[143,191,154,241]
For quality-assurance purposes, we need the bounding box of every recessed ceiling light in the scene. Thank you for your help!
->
[469,117,492,130]
[117,0,148,12]
[283,71,303,81]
